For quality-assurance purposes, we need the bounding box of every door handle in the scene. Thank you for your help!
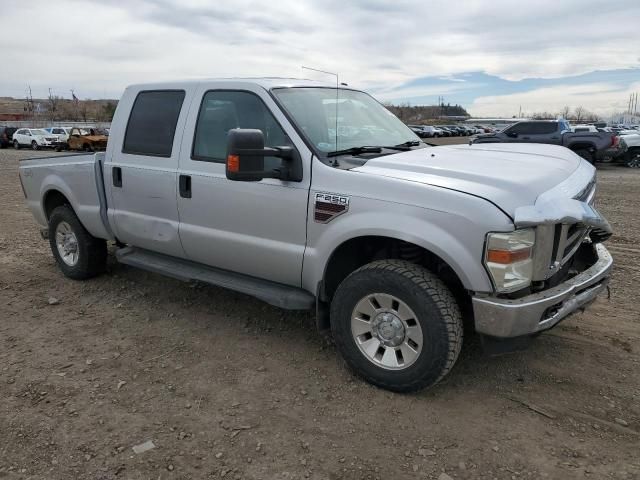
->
[112,166,122,187]
[179,174,192,198]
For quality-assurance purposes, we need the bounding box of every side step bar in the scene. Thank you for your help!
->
[115,247,315,310]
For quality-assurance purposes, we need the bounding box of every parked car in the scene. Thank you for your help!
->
[437,126,452,137]
[0,126,17,148]
[620,134,640,168]
[571,125,598,133]
[408,125,439,138]
[473,120,617,163]
[67,127,108,152]
[18,78,613,393]
[12,128,63,150]
[432,126,445,137]
[44,127,72,143]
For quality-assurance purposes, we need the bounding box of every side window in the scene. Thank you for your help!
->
[192,90,290,169]
[123,90,185,157]
[528,122,558,134]
[508,123,530,135]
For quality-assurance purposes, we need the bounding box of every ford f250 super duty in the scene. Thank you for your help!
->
[18,79,613,392]
[472,119,618,164]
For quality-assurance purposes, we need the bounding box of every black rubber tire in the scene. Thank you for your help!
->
[625,149,640,168]
[573,148,594,164]
[48,205,107,280]
[83,143,93,152]
[330,260,463,393]
[13,140,20,150]
[31,140,39,150]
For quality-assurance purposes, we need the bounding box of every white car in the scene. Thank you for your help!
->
[12,128,61,150]
[44,127,72,143]
[571,125,598,133]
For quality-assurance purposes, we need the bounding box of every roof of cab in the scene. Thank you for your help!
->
[126,77,337,92]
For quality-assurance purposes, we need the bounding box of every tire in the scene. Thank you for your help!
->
[573,148,594,164]
[13,140,20,150]
[48,205,107,280]
[31,140,39,150]
[83,143,93,152]
[626,149,640,168]
[330,259,463,393]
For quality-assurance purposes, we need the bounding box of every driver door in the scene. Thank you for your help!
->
[177,85,311,286]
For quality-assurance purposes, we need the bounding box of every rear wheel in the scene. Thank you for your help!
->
[83,143,93,152]
[13,140,20,150]
[330,260,463,392]
[573,148,594,164]
[48,205,107,280]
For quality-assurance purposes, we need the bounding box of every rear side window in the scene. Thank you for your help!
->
[528,122,558,134]
[123,90,185,157]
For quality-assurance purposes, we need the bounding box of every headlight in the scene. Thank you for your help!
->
[484,228,535,293]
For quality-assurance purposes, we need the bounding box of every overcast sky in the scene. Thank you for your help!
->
[2,0,639,117]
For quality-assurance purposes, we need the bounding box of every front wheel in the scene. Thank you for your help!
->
[48,205,107,280]
[626,149,640,168]
[331,260,463,392]
[31,140,39,150]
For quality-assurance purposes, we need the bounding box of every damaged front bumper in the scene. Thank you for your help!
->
[472,243,612,338]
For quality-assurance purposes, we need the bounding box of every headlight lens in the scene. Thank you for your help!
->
[484,228,535,293]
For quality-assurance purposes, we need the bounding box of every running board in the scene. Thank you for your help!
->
[115,247,315,310]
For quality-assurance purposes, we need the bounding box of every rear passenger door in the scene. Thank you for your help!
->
[105,89,190,258]
[176,85,311,286]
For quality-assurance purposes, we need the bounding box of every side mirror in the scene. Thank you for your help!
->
[225,129,302,182]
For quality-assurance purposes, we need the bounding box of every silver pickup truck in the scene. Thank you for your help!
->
[18,79,613,392]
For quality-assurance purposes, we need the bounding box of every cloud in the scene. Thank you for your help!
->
[469,81,640,117]
[0,0,638,118]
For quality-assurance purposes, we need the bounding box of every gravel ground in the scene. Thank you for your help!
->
[0,145,639,480]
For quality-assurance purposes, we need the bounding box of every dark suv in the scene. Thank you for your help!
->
[0,126,17,148]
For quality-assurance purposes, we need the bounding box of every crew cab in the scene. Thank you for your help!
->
[18,79,613,392]
[473,120,617,163]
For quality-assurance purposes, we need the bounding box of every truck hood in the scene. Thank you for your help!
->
[352,143,583,218]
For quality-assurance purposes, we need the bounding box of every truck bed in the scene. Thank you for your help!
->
[19,152,113,240]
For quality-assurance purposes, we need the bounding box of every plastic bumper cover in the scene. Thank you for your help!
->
[472,243,612,338]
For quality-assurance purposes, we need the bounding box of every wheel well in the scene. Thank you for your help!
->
[318,236,471,330]
[43,190,71,220]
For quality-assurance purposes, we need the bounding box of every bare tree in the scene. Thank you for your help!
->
[574,106,585,123]
[47,89,61,122]
[560,106,570,119]
[79,100,89,123]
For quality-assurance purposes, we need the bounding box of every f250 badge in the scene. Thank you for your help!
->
[314,192,350,223]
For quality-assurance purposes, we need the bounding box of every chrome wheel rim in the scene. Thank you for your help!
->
[351,293,423,370]
[55,222,79,266]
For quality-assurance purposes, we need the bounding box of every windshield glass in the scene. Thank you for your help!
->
[31,129,48,136]
[272,87,420,154]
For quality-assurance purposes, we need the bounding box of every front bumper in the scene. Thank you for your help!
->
[472,243,612,338]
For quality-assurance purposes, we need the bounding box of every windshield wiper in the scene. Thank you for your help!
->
[326,146,383,157]
[372,140,423,151]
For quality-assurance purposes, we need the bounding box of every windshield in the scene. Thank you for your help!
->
[30,129,48,136]
[272,87,420,154]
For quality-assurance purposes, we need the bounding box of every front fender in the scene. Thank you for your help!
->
[302,194,511,294]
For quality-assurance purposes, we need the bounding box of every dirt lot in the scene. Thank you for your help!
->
[1,145,639,480]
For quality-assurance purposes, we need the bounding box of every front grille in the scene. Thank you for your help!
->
[552,223,589,267]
